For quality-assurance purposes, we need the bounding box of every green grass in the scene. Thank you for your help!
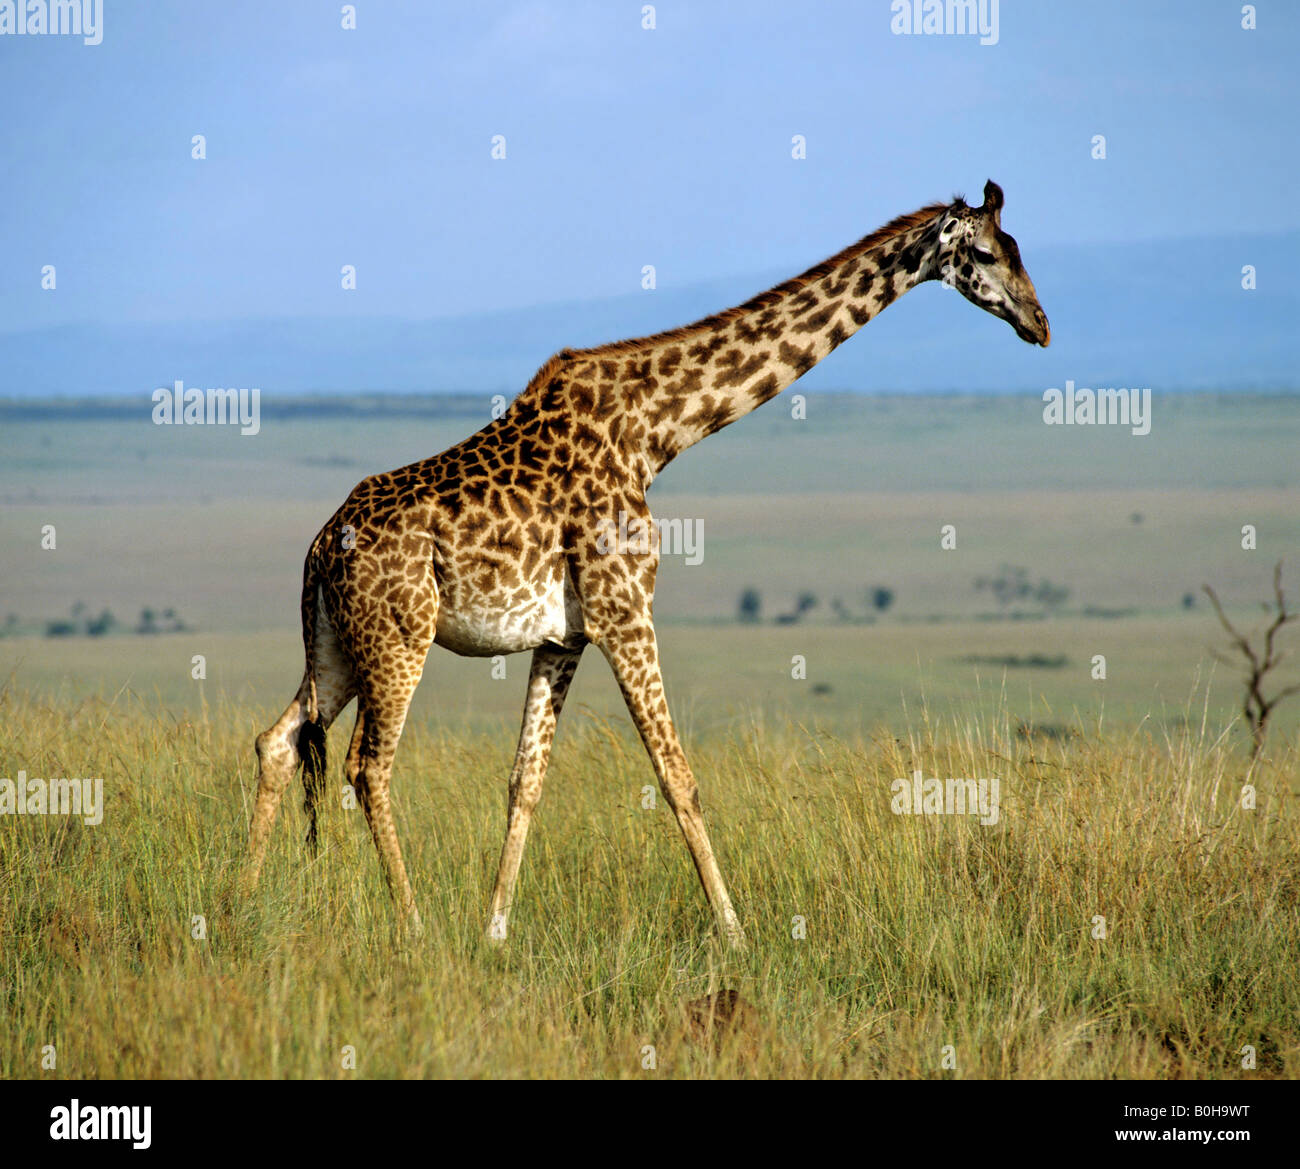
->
[2,684,1296,1078]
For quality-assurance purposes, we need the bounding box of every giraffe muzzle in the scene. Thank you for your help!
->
[1033,307,1050,347]
[1010,302,1050,347]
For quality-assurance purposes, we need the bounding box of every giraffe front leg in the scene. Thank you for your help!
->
[486,645,582,943]
[600,628,746,950]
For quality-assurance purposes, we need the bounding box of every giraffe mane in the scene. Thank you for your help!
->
[523,199,952,387]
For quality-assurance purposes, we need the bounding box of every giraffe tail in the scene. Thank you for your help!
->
[299,540,323,725]
[298,543,328,824]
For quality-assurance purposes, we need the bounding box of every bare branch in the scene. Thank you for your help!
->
[1262,562,1297,669]
[1205,562,1298,762]
[1203,583,1260,669]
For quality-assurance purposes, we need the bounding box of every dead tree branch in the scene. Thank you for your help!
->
[1203,561,1300,761]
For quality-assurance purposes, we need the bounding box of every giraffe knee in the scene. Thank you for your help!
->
[513,778,543,816]
[255,730,296,787]
[660,772,702,816]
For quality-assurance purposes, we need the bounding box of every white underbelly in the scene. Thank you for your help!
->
[433,584,584,657]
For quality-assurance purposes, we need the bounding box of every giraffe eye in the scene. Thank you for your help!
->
[972,247,995,264]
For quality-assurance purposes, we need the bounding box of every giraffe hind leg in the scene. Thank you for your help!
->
[243,684,309,895]
[243,606,354,893]
[350,676,425,933]
[342,594,437,932]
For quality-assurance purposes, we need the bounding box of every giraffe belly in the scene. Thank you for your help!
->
[433,583,585,657]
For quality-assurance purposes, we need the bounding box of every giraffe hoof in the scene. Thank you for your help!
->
[399,908,424,939]
[486,912,509,944]
[720,912,747,952]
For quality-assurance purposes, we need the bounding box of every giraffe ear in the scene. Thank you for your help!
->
[982,180,1004,218]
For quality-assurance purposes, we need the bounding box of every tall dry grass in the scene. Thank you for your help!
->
[1,681,1296,1078]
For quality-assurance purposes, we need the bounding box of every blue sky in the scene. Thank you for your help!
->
[1,0,1295,334]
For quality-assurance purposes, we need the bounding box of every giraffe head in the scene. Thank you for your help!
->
[935,180,1050,347]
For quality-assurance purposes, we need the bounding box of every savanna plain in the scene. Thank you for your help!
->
[1,391,1297,1078]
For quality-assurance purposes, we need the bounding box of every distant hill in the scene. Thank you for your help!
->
[2,231,1295,397]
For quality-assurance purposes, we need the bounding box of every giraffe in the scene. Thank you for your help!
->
[242,180,1049,949]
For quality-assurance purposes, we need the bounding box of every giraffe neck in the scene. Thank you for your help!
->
[598,204,949,485]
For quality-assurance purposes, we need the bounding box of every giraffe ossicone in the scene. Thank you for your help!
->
[243,180,1049,949]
